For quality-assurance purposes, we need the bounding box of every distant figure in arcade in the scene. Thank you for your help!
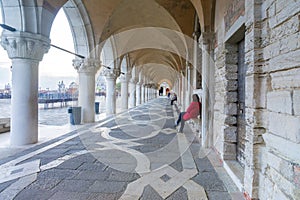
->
[170,93,177,105]
[174,94,201,132]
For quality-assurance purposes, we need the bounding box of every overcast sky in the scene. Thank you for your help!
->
[0,9,77,90]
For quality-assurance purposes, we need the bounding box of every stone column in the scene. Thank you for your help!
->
[73,59,100,123]
[149,87,152,100]
[192,31,201,89]
[129,79,137,108]
[201,32,215,148]
[186,65,192,108]
[163,86,166,96]
[1,32,50,145]
[119,74,129,111]
[136,82,141,106]
[145,86,148,102]
[103,68,120,115]
[181,72,186,111]
[141,84,145,103]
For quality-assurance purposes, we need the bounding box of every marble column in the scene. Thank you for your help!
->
[1,32,50,145]
[103,69,120,115]
[129,79,137,108]
[141,84,145,104]
[73,59,100,123]
[201,32,215,148]
[120,74,129,111]
[136,82,141,106]
[163,86,166,96]
[145,86,148,102]
[186,65,192,108]
[181,73,186,111]
[192,32,200,89]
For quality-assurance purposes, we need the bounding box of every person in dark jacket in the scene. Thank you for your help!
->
[174,94,201,132]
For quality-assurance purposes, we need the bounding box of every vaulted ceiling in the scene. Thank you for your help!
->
[1,0,216,86]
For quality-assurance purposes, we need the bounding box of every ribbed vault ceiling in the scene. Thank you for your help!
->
[39,0,215,85]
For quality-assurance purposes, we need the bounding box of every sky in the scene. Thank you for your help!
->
[0,9,77,90]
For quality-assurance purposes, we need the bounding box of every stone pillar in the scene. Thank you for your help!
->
[163,86,166,96]
[120,74,129,111]
[181,73,186,111]
[136,82,141,106]
[201,32,215,148]
[149,88,152,100]
[73,59,100,123]
[103,69,120,115]
[141,84,145,103]
[129,79,137,108]
[145,86,148,102]
[186,65,192,108]
[192,31,201,90]
[1,32,50,145]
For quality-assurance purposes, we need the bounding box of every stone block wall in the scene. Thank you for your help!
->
[212,0,300,199]
[258,0,300,199]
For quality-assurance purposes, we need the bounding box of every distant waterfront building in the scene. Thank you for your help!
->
[0,83,11,99]
[96,75,106,96]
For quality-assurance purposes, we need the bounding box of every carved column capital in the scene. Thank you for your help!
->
[119,74,130,83]
[101,67,121,80]
[201,32,215,47]
[73,58,101,74]
[129,77,138,85]
[1,31,50,61]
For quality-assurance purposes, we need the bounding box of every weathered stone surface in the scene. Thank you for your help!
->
[264,151,294,182]
[293,90,300,115]
[224,126,237,142]
[225,64,238,73]
[225,72,238,80]
[225,103,237,115]
[268,112,300,143]
[267,91,292,114]
[226,80,238,91]
[225,116,237,125]
[223,142,236,155]
[227,92,237,103]
[270,67,300,90]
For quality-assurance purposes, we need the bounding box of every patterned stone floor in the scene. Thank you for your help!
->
[0,97,243,200]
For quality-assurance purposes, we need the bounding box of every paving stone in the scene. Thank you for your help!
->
[166,187,188,200]
[0,180,15,193]
[110,130,136,140]
[170,157,183,172]
[87,192,123,200]
[207,191,232,200]
[48,191,90,200]
[192,171,227,192]
[56,160,84,170]
[106,168,140,182]
[53,179,94,192]
[132,114,151,120]
[37,169,79,180]
[77,162,107,171]
[0,98,234,199]
[195,157,216,172]
[73,170,110,181]
[27,178,62,190]
[88,180,127,193]
[140,185,164,200]
[69,154,97,163]
[14,188,55,200]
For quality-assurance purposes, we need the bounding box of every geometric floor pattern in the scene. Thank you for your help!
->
[0,98,233,200]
